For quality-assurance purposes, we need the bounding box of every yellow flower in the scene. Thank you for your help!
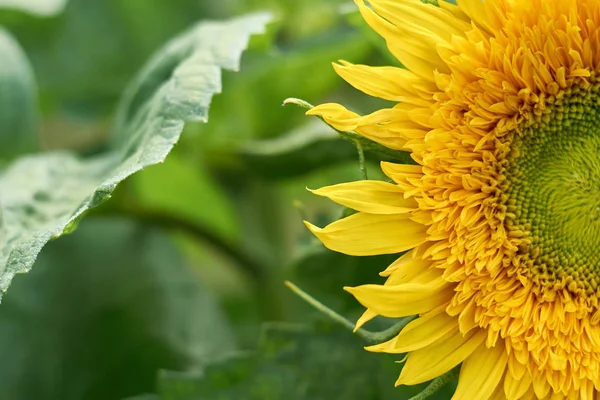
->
[304,0,600,398]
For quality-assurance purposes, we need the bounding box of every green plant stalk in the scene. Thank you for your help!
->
[285,280,414,344]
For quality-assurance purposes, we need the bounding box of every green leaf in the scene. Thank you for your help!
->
[0,26,37,158]
[0,0,67,16]
[239,119,416,180]
[113,12,271,140]
[137,322,457,400]
[0,218,234,400]
[0,12,271,299]
[239,121,358,179]
[129,152,240,241]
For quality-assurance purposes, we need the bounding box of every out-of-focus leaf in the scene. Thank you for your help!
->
[129,152,240,241]
[0,0,66,16]
[239,121,357,179]
[0,218,235,400]
[0,13,271,299]
[0,26,37,158]
[239,119,414,180]
[134,322,457,400]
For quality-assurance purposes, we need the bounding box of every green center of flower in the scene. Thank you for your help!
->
[503,85,600,297]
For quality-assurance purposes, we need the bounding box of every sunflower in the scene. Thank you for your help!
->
[303,0,600,398]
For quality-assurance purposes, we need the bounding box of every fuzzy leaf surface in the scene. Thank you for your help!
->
[0,12,271,299]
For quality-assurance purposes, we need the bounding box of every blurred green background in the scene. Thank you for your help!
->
[0,1,455,399]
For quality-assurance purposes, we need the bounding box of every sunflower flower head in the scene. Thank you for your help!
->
[304,0,600,398]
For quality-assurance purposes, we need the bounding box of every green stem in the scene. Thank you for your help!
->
[355,140,368,180]
[285,281,413,344]
[365,316,415,343]
[408,369,457,400]
[285,280,357,331]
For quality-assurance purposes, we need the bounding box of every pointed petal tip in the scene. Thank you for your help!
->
[364,343,380,352]
[303,220,321,233]
[343,285,354,293]
[395,371,410,387]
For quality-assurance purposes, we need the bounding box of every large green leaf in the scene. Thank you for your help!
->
[0,12,271,299]
[0,26,37,158]
[0,218,234,400]
[0,0,66,16]
[135,322,457,400]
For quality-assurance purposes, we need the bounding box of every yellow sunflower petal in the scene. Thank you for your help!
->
[310,180,417,214]
[456,0,496,33]
[368,0,471,40]
[380,162,423,184]
[439,0,470,22]
[354,0,446,81]
[488,382,508,400]
[504,369,532,400]
[354,308,378,331]
[518,389,536,400]
[383,257,432,284]
[345,276,452,318]
[396,329,486,386]
[304,213,427,256]
[365,308,458,354]
[307,103,416,150]
[333,61,435,105]
[452,340,508,400]
[306,103,360,131]
[379,250,416,277]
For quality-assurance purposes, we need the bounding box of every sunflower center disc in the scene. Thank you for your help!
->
[504,86,600,296]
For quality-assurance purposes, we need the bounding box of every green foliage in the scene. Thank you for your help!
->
[133,322,456,400]
[0,26,37,158]
[0,12,271,299]
[0,218,234,400]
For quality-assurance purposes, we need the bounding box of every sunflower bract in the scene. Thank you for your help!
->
[304,0,600,398]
